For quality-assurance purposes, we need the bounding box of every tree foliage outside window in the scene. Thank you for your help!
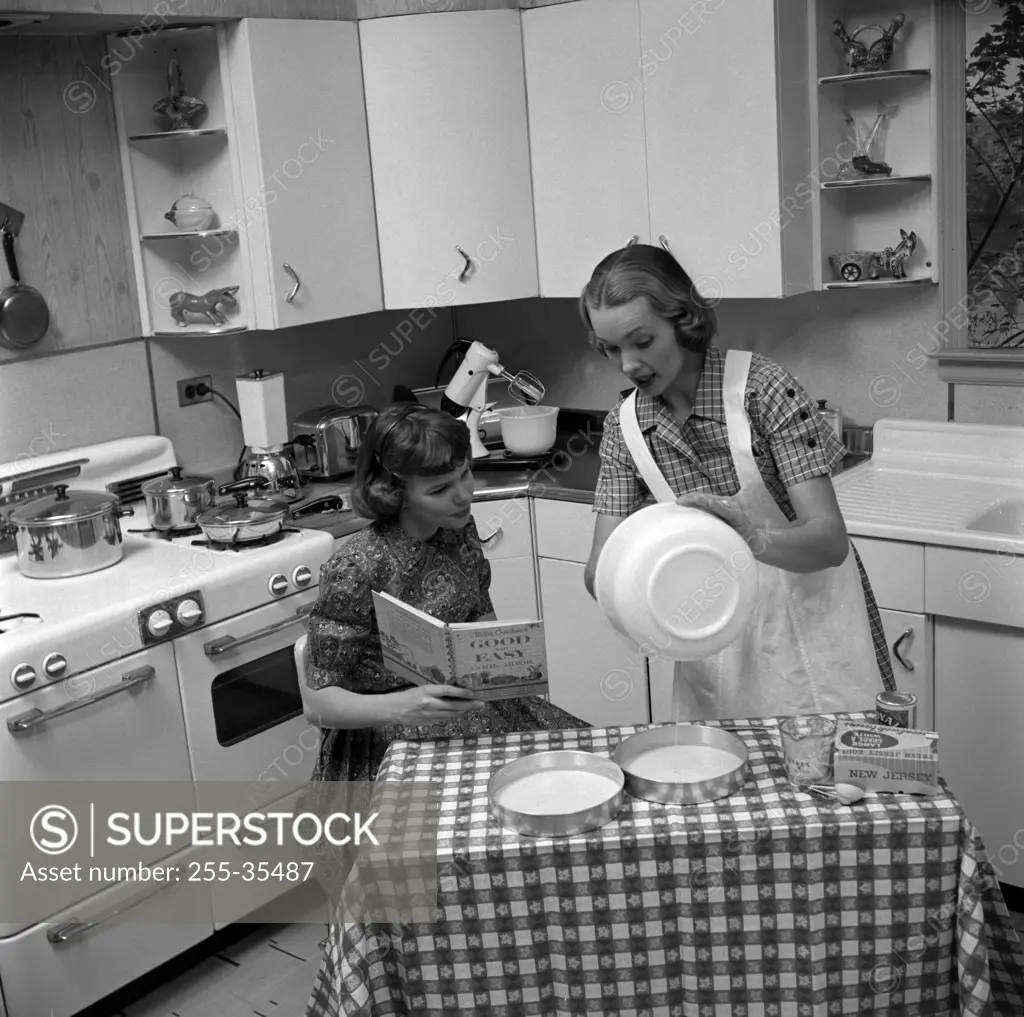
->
[967,0,1024,348]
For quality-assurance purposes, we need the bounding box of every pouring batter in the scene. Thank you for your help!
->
[580,243,895,720]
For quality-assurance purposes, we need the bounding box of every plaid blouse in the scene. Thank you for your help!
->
[594,346,845,518]
[593,346,895,690]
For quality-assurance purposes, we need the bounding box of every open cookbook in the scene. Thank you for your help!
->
[372,591,549,701]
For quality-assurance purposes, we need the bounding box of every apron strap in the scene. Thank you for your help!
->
[721,350,763,491]
[618,390,677,503]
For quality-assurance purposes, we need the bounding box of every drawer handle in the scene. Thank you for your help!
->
[204,603,313,656]
[658,234,671,253]
[892,627,915,671]
[283,262,301,302]
[47,879,180,944]
[626,234,639,247]
[479,525,502,545]
[455,246,472,283]
[7,666,155,734]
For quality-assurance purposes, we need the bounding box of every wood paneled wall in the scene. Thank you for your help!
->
[0,34,141,356]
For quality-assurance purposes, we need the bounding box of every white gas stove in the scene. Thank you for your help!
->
[0,438,334,704]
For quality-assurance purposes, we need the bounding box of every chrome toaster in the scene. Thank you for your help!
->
[291,405,378,480]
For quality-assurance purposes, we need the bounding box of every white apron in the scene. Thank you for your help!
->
[618,349,880,720]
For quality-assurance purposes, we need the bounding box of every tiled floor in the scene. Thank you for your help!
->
[100,909,1024,1016]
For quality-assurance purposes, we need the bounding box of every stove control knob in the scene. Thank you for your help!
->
[269,573,289,597]
[42,653,67,680]
[11,663,35,691]
[175,599,202,627]
[147,609,173,638]
[292,565,313,588]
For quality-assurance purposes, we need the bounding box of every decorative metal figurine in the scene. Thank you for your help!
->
[153,58,206,131]
[829,230,918,283]
[833,14,906,72]
[169,286,240,327]
[839,104,899,178]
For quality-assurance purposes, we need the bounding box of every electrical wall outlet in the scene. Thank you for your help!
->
[177,375,212,407]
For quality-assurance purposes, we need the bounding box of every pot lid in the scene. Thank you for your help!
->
[141,465,214,496]
[9,484,119,525]
[197,497,287,528]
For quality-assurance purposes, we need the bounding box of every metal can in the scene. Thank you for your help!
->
[876,691,917,729]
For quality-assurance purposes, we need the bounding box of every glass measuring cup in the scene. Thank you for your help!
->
[780,715,836,787]
[501,369,544,406]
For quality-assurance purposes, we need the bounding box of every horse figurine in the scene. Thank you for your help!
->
[833,14,906,72]
[169,285,239,327]
[878,229,917,280]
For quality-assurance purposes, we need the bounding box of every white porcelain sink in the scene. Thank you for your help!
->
[966,499,1024,536]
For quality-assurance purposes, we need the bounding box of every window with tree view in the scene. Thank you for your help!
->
[967,0,1024,349]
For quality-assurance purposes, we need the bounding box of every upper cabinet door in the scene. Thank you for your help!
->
[640,0,813,298]
[360,11,538,310]
[522,0,650,298]
[224,20,382,327]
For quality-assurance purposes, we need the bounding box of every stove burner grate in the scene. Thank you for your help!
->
[0,613,43,635]
[189,528,300,552]
[128,526,204,540]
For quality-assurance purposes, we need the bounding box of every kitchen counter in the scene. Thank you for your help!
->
[213,411,870,542]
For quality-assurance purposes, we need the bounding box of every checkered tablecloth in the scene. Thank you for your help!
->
[306,716,1024,1017]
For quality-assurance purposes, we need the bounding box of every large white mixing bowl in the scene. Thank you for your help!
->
[594,503,758,661]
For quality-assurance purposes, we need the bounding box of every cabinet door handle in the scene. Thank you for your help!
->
[47,879,180,944]
[479,525,502,545]
[627,234,639,247]
[7,666,155,734]
[891,627,915,671]
[455,246,472,283]
[658,234,671,253]
[283,263,301,303]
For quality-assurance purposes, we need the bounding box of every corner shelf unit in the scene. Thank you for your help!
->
[108,26,251,338]
[808,1,940,292]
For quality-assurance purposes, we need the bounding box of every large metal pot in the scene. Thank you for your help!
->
[140,466,216,531]
[6,484,134,579]
[195,478,289,545]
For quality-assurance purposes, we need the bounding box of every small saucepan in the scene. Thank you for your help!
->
[140,466,216,531]
[0,223,50,351]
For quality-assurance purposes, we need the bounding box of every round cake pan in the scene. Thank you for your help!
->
[613,724,749,805]
[488,750,625,838]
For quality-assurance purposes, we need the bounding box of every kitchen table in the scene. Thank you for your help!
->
[306,717,1024,1017]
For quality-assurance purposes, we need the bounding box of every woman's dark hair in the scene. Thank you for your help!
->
[350,404,471,521]
[578,243,718,354]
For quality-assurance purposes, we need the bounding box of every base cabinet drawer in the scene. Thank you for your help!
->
[851,536,925,613]
[925,545,1024,628]
[538,557,649,727]
[534,499,596,563]
[471,499,533,559]
[0,843,212,1017]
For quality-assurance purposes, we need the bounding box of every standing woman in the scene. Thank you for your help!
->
[580,244,894,721]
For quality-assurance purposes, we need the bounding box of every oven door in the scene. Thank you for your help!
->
[173,591,322,802]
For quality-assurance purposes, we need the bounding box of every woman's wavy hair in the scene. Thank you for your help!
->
[578,243,718,354]
[350,404,471,522]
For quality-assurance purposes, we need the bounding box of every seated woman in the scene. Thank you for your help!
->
[301,403,585,786]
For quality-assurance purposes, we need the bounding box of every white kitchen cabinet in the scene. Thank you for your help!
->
[471,499,534,560]
[360,11,538,309]
[111,21,381,336]
[877,608,933,731]
[538,558,649,728]
[223,19,382,326]
[934,619,1024,890]
[533,498,597,563]
[640,0,813,298]
[521,0,651,297]
[489,557,539,622]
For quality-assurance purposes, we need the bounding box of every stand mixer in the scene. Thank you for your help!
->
[441,342,544,459]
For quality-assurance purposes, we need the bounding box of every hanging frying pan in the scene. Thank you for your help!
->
[0,222,49,350]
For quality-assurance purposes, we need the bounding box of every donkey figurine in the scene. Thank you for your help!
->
[877,229,917,280]
[169,285,239,327]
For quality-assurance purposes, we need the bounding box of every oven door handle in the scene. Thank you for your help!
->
[203,603,314,657]
[7,665,156,734]
[47,878,181,944]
